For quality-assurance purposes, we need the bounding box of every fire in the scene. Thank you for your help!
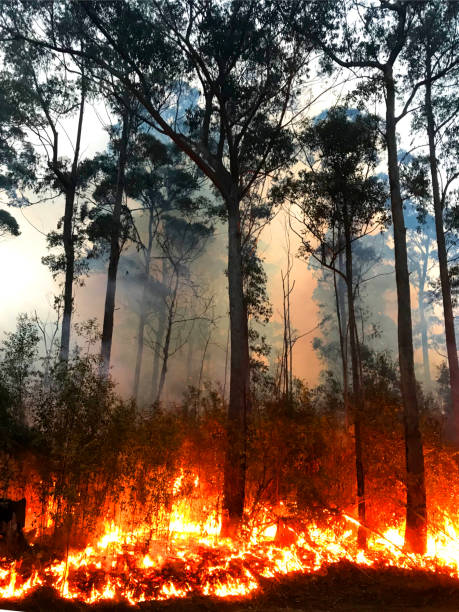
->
[1,473,459,605]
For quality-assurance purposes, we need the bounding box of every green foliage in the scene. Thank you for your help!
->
[0,314,39,422]
[0,209,20,238]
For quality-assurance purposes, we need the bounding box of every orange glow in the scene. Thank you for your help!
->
[1,473,459,605]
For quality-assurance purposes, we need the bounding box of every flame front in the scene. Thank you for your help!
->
[1,473,459,605]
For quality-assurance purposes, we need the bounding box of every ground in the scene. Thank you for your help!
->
[2,563,459,611]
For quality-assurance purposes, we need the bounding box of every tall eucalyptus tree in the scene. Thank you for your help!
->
[0,0,317,535]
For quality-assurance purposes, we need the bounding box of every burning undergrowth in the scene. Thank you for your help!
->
[1,469,459,606]
[1,359,459,607]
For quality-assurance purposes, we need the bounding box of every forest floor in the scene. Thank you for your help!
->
[1,562,459,612]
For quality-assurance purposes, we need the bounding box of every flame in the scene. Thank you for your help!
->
[1,473,459,605]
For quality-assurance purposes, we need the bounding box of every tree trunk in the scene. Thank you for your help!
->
[221,188,251,538]
[418,246,432,390]
[425,65,459,439]
[155,269,179,404]
[59,190,76,363]
[151,259,167,404]
[100,111,130,375]
[59,85,85,362]
[133,287,148,401]
[343,214,366,549]
[186,332,195,384]
[132,209,155,401]
[335,240,349,426]
[385,67,427,554]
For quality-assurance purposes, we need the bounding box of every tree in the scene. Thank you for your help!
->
[100,106,131,375]
[122,136,210,403]
[84,104,139,375]
[0,56,38,249]
[404,1,459,438]
[146,216,213,403]
[1,39,90,363]
[298,0,429,554]
[0,210,19,239]
[5,0,315,535]
[0,314,39,423]
[275,107,388,548]
[402,188,438,391]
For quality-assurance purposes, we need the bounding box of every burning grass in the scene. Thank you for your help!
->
[1,363,459,609]
[1,471,459,608]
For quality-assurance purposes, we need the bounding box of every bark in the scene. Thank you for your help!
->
[100,111,130,375]
[59,190,76,362]
[385,67,427,554]
[425,62,459,439]
[59,85,85,362]
[221,188,251,538]
[343,212,366,549]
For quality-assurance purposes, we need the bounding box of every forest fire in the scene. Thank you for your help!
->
[1,471,459,607]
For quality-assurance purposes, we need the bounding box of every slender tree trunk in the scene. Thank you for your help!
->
[418,247,432,390]
[133,289,147,401]
[60,190,76,362]
[336,239,349,426]
[59,86,85,362]
[194,327,212,417]
[420,304,431,389]
[425,66,459,438]
[151,259,167,403]
[186,333,195,383]
[100,111,130,375]
[155,269,179,404]
[222,323,230,400]
[343,214,366,549]
[385,67,427,554]
[132,210,155,401]
[221,188,251,538]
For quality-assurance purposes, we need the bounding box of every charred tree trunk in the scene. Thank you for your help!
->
[425,63,459,439]
[221,189,250,538]
[385,67,427,554]
[133,209,155,401]
[100,111,130,376]
[343,213,366,549]
[59,85,85,362]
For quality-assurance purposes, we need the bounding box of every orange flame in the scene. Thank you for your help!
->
[1,474,459,604]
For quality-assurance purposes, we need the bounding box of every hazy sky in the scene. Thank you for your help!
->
[0,77,447,397]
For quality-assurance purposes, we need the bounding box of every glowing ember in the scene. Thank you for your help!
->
[1,474,459,605]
